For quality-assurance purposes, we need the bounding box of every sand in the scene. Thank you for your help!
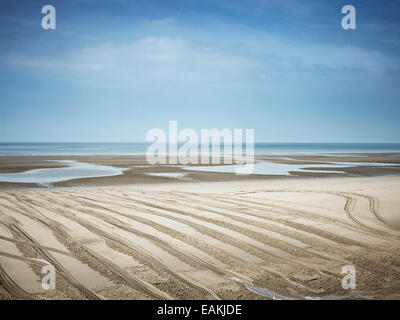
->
[0,171,399,300]
[1,154,400,190]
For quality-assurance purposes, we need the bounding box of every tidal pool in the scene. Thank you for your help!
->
[183,160,400,176]
[0,160,126,186]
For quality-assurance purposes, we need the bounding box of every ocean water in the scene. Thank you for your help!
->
[1,142,400,156]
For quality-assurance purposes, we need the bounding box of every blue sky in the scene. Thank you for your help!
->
[0,0,399,142]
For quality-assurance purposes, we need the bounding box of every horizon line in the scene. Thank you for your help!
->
[1,142,400,144]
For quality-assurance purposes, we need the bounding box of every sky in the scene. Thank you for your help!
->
[0,0,399,143]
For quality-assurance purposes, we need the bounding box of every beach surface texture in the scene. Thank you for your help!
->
[0,154,399,300]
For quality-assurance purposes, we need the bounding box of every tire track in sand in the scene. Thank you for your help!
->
[4,219,101,300]
[347,192,400,232]
[22,194,220,300]
[214,192,396,243]
[47,192,317,299]
[0,263,34,300]
[71,192,340,294]
[6,194,172,300]
[258,190,397,239]
[98,192,356,282]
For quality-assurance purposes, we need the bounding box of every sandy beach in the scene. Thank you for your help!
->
[0,155,399,300]
[3,0,400,307]
[1,154,400,190]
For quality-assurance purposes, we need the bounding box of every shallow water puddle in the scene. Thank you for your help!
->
[0,160,126,186]
[225,275,374,300]
[145,172,193,181]
[183,160,400,176]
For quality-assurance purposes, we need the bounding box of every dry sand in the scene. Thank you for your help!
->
[0,172,399,300]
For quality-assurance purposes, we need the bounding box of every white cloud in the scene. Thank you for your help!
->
[9,37,259,88]
[6,28,399,91]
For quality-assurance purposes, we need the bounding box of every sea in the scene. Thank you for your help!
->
[0,142,400,156]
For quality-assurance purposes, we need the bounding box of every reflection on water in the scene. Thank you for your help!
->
[225,275,374,300]
[0,160,126,186]
[183,160,400,176]
[145,172,193,181]
[1,159,399,186]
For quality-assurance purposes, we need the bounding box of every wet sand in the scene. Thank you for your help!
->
[1,154,400,190]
